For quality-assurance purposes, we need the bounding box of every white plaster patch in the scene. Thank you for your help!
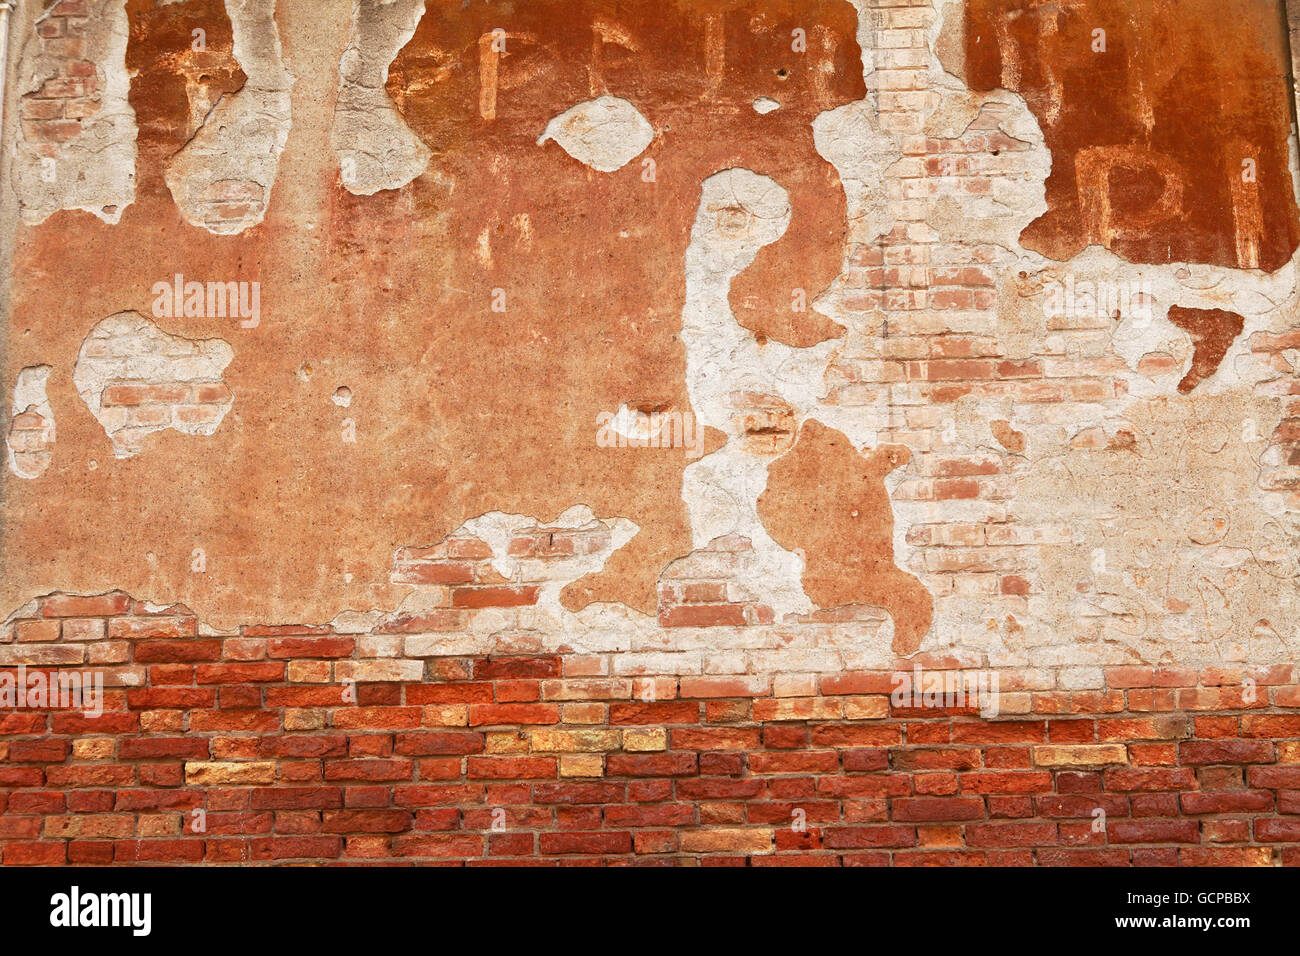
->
[537,95,653,172]
[679,169,848,620]
[164,0,294,234]
[459,506,638,586]
[6,366,55,479]
[753,97,781,114]
[384,506,643,656]
[12,0,137,225]
[813,100,903,246]
[73,312,235,459]
[333,0,431,195]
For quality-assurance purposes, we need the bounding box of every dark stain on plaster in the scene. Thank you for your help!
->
[1166,305,1245,393]
[965,0,1300,272]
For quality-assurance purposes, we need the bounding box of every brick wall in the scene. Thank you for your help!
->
[5,0,1300,868]
[3,592,1300,865]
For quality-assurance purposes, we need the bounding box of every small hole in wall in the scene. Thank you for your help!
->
[333,386,352,408]
[776,67,788,78]
[992,149,1000,156]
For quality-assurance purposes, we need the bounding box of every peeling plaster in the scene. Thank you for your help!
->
[963,0,1300,271]
[164,0,293,233]
[893,0,1300,669]
[6,365,55,479]
[12,0,137,224]
[5,0,1300,679]
[332,0,429,195]
[537,95,653,172]
[72,312,234,459]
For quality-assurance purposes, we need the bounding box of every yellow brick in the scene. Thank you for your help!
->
[844,695,890,720]
[632,677,678,701]
[560,702,607,724]
[755,697,843,721]
[423,704,469,727]
[88,641,129,664]
[1033,744,1128,767]
[680,828,774,854]
[531,729,621,752]
[287,660,330,683]
[773,674,818,697]
[622,728,667,752]
[335,659,423,682]
[44,815,134,839]
[140,710,183,733]
[184,761,277,785]
[486,731,529,754]
[73,738,115,760]
[559,754,604,777]
[994,692,1032,714]
[1278,741,1300,763]
[137,814,181,837]
[284,708,325,731]
[917,825,965,848]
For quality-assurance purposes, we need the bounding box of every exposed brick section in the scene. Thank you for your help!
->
[19,3,100,153]
[1252,327,1300,507]
[822,1,1095,614]
[657,535,776,629]
[5,409,54,478]
[74,313,235,458]
[2,597,1300,865]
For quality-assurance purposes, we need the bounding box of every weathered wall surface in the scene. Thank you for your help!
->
[3,0,1300,865]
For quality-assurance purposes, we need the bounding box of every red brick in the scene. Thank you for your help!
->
[133,640,221,663]
[321,810,413,833]
[1103,768,1196,792]
[965,822,1058,847]
[1108,820,1200,844]
[657,604,747,627]
[118,737,209,759]
[466,756,557,779]
[539,831,632,855]
[473,657,562,679]
[41,593,130,617]
[248,837,343,860]
[451,586,540,608]
[1180,791,1273,814]
[266,636,355,658]
[606,753,698,777]
[1179,740,1274,765]
[468,704,559,726]
[892,798,985,822]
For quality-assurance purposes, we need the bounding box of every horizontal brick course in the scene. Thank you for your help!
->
[2,599,1299,865]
